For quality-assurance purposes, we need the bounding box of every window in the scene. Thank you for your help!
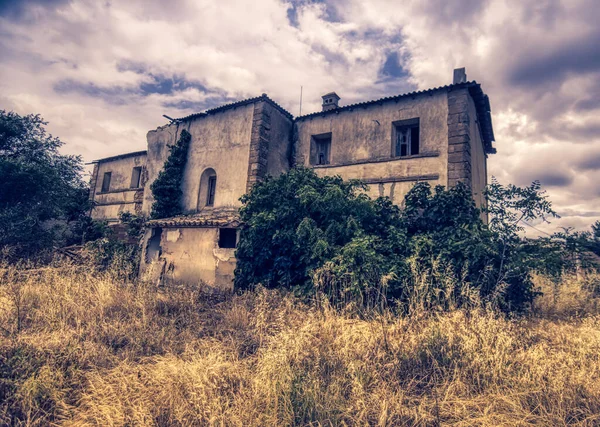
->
[198,168,217,210]
[145,227,162,262]
[207,176,216,206]
[130,167,142,188]
[393,119,419,157]
[101,172,111,192]
[310,133,332,165]
[218,228,237,248]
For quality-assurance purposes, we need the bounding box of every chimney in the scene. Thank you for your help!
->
[321,92,340,111]
[453,67,467,84]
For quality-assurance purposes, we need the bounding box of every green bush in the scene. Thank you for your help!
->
[150,129,191,219]
[235,168,568,313]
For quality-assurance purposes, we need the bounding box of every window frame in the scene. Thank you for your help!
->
[218,228,237,249]
[391,118,420,158]
[310,132,332,165]
[101,172,112,193]
[130,166,142,189]
[206,175,217,207]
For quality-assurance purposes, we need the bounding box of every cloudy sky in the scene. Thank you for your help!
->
[1,0,599,234]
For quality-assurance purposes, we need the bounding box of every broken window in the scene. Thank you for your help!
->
[310,133,332,165]
[146,227,162,262]
[130,166,142,188]
[393,119,419,157]
[101,172,112,192]
[218,228,237,248]
[207,176,217,206]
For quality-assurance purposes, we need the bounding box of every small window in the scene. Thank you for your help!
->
[393,119,419,157]
[310,133,332,165]
[219,228,237,248]
[130,167,142,188]
[206,176,217,206]
[101,172,111,192]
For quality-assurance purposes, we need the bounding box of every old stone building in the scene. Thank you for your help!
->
[89,68,495,289]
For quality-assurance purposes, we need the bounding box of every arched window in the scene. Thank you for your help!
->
[198,168,217,210]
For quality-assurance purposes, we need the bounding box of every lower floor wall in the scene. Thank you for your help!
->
[139,226,236,290]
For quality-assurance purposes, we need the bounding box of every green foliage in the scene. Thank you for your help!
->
[235,168,568,313]
[150,129,191,219]
[118,212,145,239]
[0,110,88,260]
[83,238,139,280]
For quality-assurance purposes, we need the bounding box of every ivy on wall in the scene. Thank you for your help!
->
[150,129,191,219]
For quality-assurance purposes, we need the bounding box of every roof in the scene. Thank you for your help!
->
[297,81,496,154]
[145,208,241,228]
[175,93,294,122]
[322,92,340,99]
[91,150,147,164]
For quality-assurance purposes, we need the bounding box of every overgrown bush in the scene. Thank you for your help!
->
[235,168,576,313]
[150,129,191,219]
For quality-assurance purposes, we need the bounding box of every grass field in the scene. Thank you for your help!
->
[1,265,599,426]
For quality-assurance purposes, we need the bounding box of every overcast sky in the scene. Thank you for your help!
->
[1,0,599,235]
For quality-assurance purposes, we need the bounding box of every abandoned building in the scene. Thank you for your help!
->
[89,68,495,289]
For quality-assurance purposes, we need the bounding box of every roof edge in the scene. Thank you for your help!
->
[91,150,147,164]
[175,93,293,123]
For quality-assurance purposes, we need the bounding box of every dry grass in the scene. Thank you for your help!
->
[1,266,600,426]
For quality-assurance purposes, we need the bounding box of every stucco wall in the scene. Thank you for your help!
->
[143,104,255,216]
[467,95,487,209]
[295,91,449,205]
[139,227,236,290]
[265,102,293,177]
[91,153,147,221]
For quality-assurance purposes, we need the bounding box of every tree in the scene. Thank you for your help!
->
[235,168,560,313]
[150,129,191,219]
[0,110,88,259]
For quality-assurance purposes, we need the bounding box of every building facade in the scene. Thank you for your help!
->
[89,69,495,289]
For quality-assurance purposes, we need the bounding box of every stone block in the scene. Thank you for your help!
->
[448,122,470,137]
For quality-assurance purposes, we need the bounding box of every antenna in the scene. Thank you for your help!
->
[299,86,303,116]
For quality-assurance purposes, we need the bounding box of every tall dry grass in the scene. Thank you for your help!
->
[1,264,600,426]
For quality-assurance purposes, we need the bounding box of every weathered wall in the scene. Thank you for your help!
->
[139,227,236,290]
[143,104,255,216]
[467,95,487,210]
[265,102,294,177]
[91,153,147,222]
[295,91,449,205]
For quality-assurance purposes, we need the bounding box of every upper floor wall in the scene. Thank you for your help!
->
[141,96,293,217]
[294,90,450,205]
[89,151,147,222]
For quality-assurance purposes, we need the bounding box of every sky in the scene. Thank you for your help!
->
[1,0,599,235]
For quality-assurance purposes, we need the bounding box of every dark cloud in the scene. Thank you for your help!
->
[0,0,69,18]
[577,153,600,171]
[514,167,574,188]
[53,79,133,105]
[415,0,492,25]
[509,32,600,88]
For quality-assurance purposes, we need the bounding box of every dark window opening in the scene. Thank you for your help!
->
[130,167,142,188]
[101,172,111,192]
[311,133,332,165]
[146,227,162,262]
[206,175,217,206]
[219,228,237,248]
[393,120,419,157]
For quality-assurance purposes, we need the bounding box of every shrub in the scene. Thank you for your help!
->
[150,129,191,219]
[235,168,567,313]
